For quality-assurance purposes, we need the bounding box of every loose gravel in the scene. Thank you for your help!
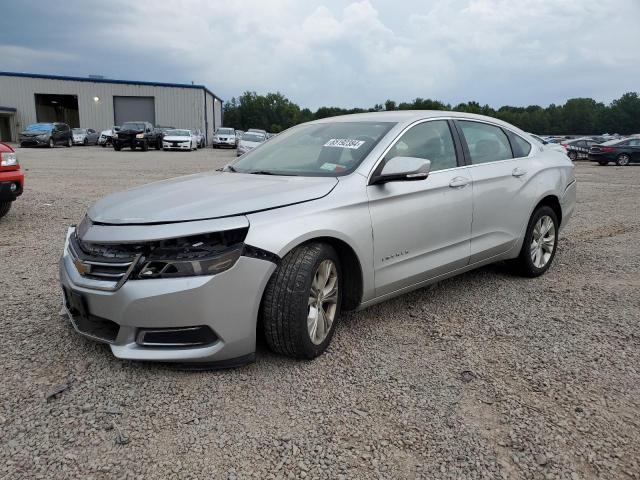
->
[1,145,639,479]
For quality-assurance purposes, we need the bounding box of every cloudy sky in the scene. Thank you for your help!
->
[1,0,639,109]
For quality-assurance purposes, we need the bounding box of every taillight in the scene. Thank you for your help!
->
[600,146,615,153]
[561,144,568,150]
[0,151,19,170]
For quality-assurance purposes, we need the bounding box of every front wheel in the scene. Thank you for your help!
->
[568,151,577,161]
[262,243,341,359]
[512,206,559,277]
[598,160,608,166]
[0,201,11,219]
[48,138,54,148]
[66,137,72,148]
[616,154,630,166]
[113,143,121,151]
[141,141,149,152]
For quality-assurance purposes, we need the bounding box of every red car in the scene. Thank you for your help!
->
[0,142,24,219]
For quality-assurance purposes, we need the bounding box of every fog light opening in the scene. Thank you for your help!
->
[136,326,218,348]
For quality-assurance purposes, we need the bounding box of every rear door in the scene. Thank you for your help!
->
[455,120,536,263]
[367,119,473,296]
[629,139,640,161]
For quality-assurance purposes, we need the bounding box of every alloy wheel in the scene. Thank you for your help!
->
[307,260,339,345]
[530,215,556,268]
[617,154,630,166]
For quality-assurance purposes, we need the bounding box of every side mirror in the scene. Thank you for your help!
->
[370,157,431,185]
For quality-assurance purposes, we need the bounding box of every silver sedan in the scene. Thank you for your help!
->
[59,111,576,366]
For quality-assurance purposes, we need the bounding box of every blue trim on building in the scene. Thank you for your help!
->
[0,106,17,113]
[0,71,222,102]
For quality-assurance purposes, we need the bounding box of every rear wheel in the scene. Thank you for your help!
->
[568,151,577,161]
[512,206,559,277]
[262,243,341,359]
[0,201,11,219]
[616,154,630,166]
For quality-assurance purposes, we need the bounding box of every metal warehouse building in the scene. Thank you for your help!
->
[0,72,223,144]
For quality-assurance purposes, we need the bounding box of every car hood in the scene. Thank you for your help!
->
[88,171,338,224]
[239,141,261,148]
[21,130,51,135]
[163,135,190,141]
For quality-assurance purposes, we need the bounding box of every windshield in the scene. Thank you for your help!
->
[121,122,146,131]
[217,128,234,135]
[166,129,191,136]
[241,133,266,143]
[25,123,53,132]
[231,121,395,176]
[72,128,87,134]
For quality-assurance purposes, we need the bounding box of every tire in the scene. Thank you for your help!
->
[512,206,559,278]
[130,144,136,151]
[616,154,630,166]
[83,138,88,146]
[598,160,608,166]
[141,141,149,152]
[262,242,342,359]
[0,201,11,219]
[155,141,161,150]
[66,137,72,148]
[114,143,121,151]
[101,143,106,148]
[568,151,577,161]
[48,138,54,148]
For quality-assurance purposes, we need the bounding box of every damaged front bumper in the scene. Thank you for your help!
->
[58,219,277,366]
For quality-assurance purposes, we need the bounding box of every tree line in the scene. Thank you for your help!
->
[223,91,640,135]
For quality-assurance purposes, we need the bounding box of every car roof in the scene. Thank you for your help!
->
[308,110,528,132]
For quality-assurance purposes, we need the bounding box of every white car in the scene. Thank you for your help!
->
[236,131,266,156]
[193,128,206,149]
[212,128,236,148]
[162,129,198,151]
[529,133,567,156]
[72,128,99,145]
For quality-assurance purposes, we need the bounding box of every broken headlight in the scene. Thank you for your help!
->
[136,229,247,279]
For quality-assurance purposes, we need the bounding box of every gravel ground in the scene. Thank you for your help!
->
[1,145,639,480]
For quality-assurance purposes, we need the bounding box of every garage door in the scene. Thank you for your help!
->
[113,96,155,126]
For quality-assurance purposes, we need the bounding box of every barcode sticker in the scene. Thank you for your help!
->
[323,138,365,149]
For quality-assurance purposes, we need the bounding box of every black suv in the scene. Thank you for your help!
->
[113,121,162,151]
[19,122,73,148]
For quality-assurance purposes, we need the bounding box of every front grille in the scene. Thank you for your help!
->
[68,233,139,284]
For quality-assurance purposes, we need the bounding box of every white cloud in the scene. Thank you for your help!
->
[2,0,639,108]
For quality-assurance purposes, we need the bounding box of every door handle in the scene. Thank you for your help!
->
[512,167,527,177]
[449,176,470,188]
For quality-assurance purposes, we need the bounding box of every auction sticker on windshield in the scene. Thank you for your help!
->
[323,138,365,149]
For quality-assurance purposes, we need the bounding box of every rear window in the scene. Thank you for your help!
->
[458,121,513,164]
[509,133,532,157]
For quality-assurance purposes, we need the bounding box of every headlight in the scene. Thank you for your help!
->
[37,134,48,139]
[135,133,144,139]
[113,133,118,139]
[0,152,18,167]
[135,230,247,279]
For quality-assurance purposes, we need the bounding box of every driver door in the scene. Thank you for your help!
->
[367,120,473,297]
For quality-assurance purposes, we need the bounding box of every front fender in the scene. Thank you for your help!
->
[244,175,375,302]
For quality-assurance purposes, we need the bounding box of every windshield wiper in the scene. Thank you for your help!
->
[249,170,298,176]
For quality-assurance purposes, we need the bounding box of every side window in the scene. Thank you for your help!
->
[576,140,587,148]
[383,120,458,172]
[458,121,513,164]
[508,133,532,158]
[629,139,640,146]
